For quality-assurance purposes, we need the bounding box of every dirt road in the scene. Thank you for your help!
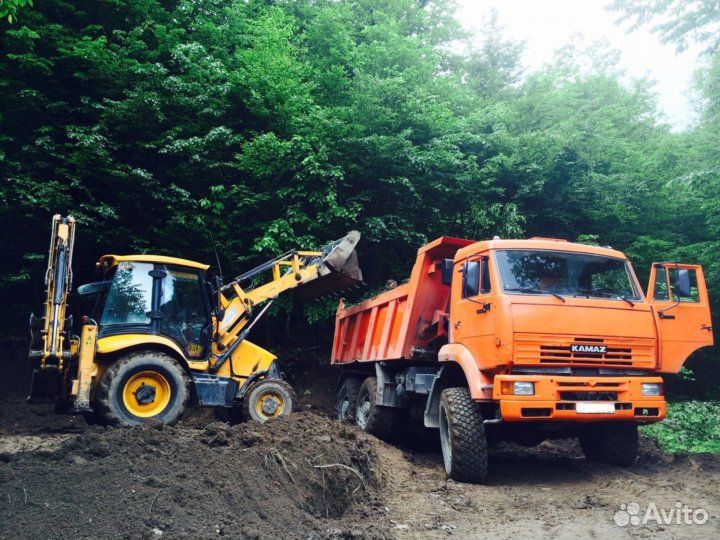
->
[1,344,718,539]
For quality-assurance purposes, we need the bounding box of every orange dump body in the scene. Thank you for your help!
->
[332,237,472,363]
[332,237,713,423]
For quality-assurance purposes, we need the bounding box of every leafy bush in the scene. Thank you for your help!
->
[642,401,720,453]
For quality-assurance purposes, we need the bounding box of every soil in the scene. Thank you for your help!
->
[1,340,719,539]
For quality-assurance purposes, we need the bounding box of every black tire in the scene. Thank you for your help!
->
[578,429,604,462]
[94,350,189,426]
[337,378,362,422]
[355,377,396,437]
[438,387,488,483]
[579,423,638,466]
[603,423,639,466]
[243,379,296,423]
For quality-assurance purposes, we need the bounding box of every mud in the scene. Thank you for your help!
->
[0,405,386,540]
[2,341,719,539]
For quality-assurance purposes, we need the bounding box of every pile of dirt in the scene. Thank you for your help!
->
[3,341,720,539]
[0,413,389,540]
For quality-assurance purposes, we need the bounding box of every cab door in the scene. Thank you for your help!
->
[451,254,496,368]
[647,263,713,373]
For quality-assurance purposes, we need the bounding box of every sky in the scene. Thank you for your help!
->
[456,0,703,131]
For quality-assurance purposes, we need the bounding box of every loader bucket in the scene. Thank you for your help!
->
[296,231,363,299]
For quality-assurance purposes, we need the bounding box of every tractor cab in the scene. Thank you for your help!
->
[78,255,213,361]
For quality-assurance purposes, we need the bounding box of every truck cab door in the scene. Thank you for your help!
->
[647,263,713,373]
[452,255,496,363]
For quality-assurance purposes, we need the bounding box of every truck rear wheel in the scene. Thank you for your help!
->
[355,377,395,436]
[95,350,189,426]
[438,387,488,483]
[243,379,296,423]
[337,378,362,422]
[579,423,638,466]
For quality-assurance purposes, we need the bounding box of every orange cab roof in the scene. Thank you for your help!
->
[455,238,627,260]
[97,254,210,271]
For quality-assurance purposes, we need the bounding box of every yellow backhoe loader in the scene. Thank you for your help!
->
[28,215,362,426]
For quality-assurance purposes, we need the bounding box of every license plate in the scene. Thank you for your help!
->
[576,402,615,414]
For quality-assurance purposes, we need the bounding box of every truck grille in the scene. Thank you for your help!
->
[514,334,656,369]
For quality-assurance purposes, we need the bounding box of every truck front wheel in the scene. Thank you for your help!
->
[439,387,488,483]
[355,377,395,436]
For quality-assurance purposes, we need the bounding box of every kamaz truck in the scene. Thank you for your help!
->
[330,236,713,482]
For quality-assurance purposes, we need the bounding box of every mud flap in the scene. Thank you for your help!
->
[423,369,444,429]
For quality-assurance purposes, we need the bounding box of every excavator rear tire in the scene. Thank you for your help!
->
[94,350,189,426]
[355,377,396,437]
[438,387,488,483]
[243,379,296,423]
[337,377,362,422]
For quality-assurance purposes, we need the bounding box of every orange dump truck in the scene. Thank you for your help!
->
[331,237,713,482]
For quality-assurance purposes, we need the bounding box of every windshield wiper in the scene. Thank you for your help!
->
[505,287,565,303]
[574,288,635,307]
[614,295,635,307]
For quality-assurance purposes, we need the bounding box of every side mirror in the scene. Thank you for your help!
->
[441,259,453,286]
[463,261,480,298]
[675,268,691,298]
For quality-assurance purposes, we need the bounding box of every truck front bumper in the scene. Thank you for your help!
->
[493,374,666,423]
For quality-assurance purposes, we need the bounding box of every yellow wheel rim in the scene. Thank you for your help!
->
[255,390,285,419]
[122,370,172,418]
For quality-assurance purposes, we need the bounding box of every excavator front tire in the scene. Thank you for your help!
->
[243,379,296,423]
[95,350,189,426]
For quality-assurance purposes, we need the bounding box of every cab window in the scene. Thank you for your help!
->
[462,257,491,298]
[100,262,153,325]
[669,267,700,303]
[653,267,670,301]
[160,268,209,358]
[480,257,491,294]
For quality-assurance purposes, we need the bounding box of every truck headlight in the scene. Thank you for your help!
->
[641,383,662,396]
[500,381,533,396]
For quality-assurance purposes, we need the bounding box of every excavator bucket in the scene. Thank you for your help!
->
[296,231,363,299]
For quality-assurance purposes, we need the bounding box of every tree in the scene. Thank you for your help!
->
[608,0,720,53]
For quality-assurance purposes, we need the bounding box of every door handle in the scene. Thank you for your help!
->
[701,324,713,331]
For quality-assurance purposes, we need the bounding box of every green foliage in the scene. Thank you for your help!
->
[0,0,33,23]
[609,0,720,53]
[642,401,720,453]
[0,0,719,386]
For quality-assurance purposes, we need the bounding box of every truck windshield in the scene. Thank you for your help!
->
[495,250,641,301]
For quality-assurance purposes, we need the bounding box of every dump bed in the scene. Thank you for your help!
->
[331,237,474,364]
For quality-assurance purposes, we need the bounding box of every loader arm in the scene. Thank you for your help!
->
[29,215,76,370]
[211,232,362,365]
